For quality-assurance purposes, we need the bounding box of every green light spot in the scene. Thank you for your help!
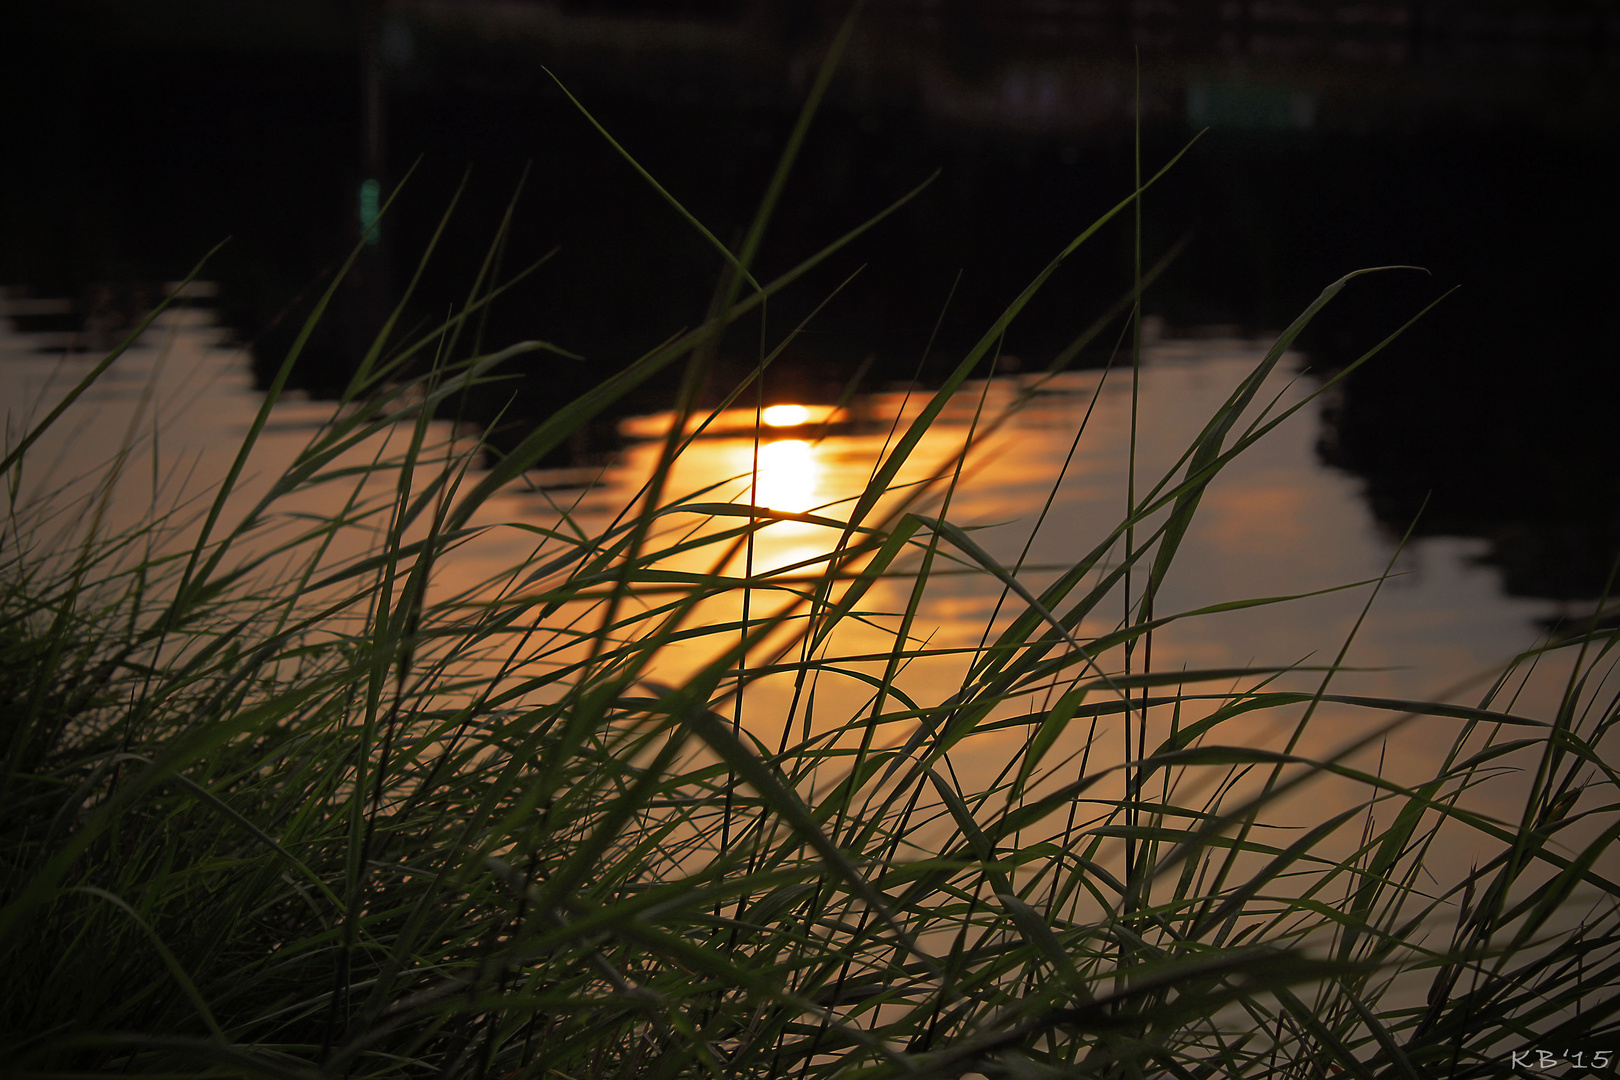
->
[359,179,381,245]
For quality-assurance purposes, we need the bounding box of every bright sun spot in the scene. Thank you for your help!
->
[761,404,811,427]
[753,439,817,513]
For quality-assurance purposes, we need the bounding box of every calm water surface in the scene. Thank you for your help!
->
[2,299,1599,881]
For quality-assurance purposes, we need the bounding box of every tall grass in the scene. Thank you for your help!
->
[5,36,1619,1080]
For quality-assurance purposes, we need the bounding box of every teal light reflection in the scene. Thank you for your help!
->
[358,179,381,245]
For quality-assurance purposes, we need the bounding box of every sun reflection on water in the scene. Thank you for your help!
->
[751,439,817,514]
[761,404,812,427]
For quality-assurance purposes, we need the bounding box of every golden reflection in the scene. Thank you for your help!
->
[751,439,817,513]
[619,403,844,440]
[761,403,812,427]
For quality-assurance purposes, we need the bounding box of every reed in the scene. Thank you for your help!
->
[3,30,1617,1080]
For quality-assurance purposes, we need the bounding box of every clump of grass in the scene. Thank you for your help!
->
[4,29,1619,1080]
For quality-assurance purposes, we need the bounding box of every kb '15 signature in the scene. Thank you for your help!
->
[1511,1050,1614,1072]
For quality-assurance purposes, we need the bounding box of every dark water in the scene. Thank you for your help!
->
[3,0,1617,601]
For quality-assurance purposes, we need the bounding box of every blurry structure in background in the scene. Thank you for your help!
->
[399,0,1616,134]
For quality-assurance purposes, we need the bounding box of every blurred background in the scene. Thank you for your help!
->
[3,0,1617,604]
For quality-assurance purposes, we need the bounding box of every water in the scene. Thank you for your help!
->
[575,347,1556,709]
[4,4,1614,875]
[0,299,1567,694]
[2,299,1583,795]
